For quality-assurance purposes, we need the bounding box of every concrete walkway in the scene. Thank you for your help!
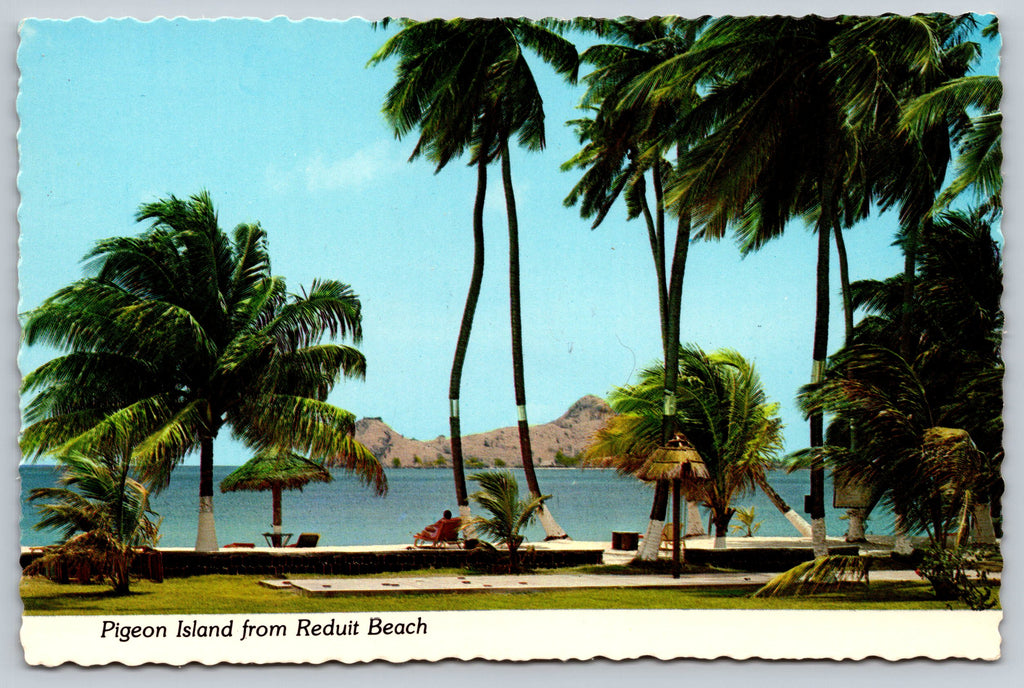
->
[263,569,939,597]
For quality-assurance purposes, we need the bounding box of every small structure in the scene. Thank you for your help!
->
[635,434,709,578]
[220,450,333,547]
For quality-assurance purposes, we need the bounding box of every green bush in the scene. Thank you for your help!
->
[916,546,998,610]
[554,450,580,468]
[494,459,506,468]
[391,457,401,468]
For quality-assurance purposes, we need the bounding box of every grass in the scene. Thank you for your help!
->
[20,569,999,615]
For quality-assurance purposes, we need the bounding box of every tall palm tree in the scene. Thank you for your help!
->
[560,17,718,558]
[586,346,784,549]
[369,19,490,528]
[21,192,380,551]
[371,19,577,539]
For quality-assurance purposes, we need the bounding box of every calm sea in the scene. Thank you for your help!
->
[18,466,896,547]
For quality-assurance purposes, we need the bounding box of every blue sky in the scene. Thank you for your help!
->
[17,16,1000,465]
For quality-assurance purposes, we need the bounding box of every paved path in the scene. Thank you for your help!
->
[263,569,940,597]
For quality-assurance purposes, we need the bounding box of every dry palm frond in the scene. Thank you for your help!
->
[752,555,872,597]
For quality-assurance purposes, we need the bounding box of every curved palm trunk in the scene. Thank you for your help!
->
[809,219,831,557]
[195,435,218,552]
[501,144,567,540]
[448,156,488,536]
[754,472,812,537]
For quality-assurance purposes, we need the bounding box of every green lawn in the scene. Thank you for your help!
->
[21,570,998,615]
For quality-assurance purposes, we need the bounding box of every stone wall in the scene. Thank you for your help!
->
[20,546,603,579]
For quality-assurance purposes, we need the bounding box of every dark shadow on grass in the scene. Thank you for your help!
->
[21,586,155,613]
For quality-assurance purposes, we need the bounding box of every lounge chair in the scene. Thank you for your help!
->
[659,523,679,550]
[413,517,463,548]
[286,533,320,548]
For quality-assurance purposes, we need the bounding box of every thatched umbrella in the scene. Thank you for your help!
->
[220,450,333,547]
[635,434,709,578]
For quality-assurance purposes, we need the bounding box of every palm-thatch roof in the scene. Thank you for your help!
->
[635,434,710,481]
[220,450,333,493]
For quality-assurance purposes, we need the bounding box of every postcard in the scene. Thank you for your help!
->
[14,6,1005,667]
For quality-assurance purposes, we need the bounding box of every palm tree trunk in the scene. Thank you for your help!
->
[809,218,830,557]
[754,472,812,536]
[833,225,869,541]
[195,434,218,552]
[501,142,567,540]
[899,220,920,361]
[639,203,690,561]
[449,155,488,532]
[272,485,283,544]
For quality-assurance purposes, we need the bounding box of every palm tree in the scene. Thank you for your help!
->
[25,450,160,595]
[559,17,708,557]
[586,346,784,549]
[371,19,577,539]
[824,209,1004,539]
[619,14,982,555]
[21,192,379,551]
[796,344,997,546]
[468,470,549,573]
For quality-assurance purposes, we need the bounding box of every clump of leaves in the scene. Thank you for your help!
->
[916,546,997,610]
[730,505,763,537]
[752,555,872,597]
[468,470,548,573]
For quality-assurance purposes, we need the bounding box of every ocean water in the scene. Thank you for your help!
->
[19,465,897,548]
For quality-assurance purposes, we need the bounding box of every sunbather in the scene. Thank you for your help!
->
[414,510,461,546]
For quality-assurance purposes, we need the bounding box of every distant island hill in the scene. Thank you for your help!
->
[355,395,614,469]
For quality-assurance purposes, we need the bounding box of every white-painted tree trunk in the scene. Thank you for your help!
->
[685,501,705,536]
[637,519,665,561]
[784,509,813,537]
[844,508,867,542]
[537,504,568,540]
[972,504,997,544]
[893,526,914,555]
[459,504,477,541]
[713,535,727,549]
[811,518,828,557]
[195,496,218,552]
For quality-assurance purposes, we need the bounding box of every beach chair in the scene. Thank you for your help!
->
[659,523,679,550]
[413,517,463,548]
[286,533,320,548]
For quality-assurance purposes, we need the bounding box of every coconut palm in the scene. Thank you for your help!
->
[20,192,376,551]
[586,346,783,549]
[371,19,577,539]
[25,450,160,594]
[901,74,1002,213]
[468,470,549,573]
[559,17,714,558]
